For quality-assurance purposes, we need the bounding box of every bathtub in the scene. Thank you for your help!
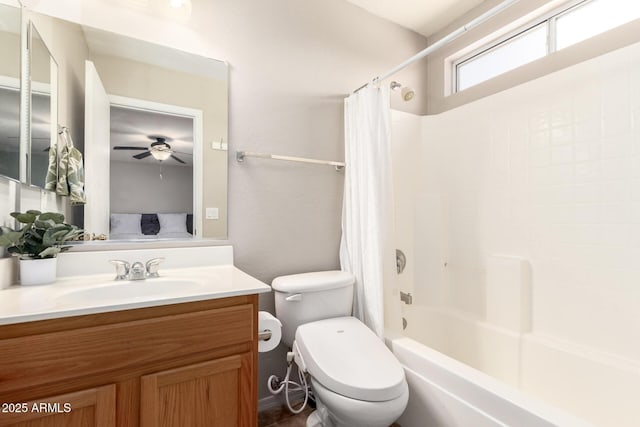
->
[387,305,638,427]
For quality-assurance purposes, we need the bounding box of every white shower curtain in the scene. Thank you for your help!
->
[340,84,396,339]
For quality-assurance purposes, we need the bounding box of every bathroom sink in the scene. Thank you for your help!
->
[57,279,208,303]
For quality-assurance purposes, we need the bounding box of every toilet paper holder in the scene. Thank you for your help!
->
[258,330,273,341]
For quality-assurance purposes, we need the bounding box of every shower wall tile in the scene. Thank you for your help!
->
[391,111,421,300]
[417,40,640,365]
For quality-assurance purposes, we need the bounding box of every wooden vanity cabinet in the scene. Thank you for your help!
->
[0,295,258,427]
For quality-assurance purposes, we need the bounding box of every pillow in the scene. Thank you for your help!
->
[157,213,188,234]
[186,214,193,235]
[110,213,142,235]
[141,214,160,235]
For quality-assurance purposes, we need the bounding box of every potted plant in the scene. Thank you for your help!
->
[0,210,84,285]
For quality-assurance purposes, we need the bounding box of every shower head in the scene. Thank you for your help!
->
[401,86,415,102]
[390,81,414,102]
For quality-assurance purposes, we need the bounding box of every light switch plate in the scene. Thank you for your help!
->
[206,207,219,220]
[211,140,228,151]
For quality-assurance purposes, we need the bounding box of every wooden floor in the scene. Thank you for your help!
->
[258,404,315,427]
[258,404,402,427]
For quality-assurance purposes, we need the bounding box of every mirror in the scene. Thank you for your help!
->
[108,105,195,240]
[83,27,228,240]
[0,4,22,182]
[29,22,58,189]
[17,12,228,240]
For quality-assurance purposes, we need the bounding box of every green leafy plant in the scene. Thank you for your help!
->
[0,210,84,259]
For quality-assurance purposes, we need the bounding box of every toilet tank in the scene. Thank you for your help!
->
[272,271,355,347]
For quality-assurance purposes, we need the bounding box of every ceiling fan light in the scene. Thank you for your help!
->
[151,149,172,161]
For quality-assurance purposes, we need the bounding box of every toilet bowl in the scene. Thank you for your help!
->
[272,271,409,427]
[308,378,408,427]
[293,317,409,427]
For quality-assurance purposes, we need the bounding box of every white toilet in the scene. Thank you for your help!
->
[272,271,409,427]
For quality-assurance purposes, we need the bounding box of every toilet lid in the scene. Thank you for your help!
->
[294,317,406,402]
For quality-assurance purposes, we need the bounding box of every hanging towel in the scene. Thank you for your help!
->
[44,142,58,192]
[45,128,87,205]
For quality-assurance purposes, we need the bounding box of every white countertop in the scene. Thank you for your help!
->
[0,265,271,326]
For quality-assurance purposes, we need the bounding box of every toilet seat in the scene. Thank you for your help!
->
[294,316,406,402]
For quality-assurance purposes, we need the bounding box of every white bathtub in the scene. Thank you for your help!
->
[388,305,640,427]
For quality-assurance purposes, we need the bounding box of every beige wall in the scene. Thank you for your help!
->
[91,53,228,237]
[426,0,640,114]
[0,31,20,79]
[28,11,88,151]
[110,161,193,215]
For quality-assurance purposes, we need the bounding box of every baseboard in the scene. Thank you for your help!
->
[258,390,307,413]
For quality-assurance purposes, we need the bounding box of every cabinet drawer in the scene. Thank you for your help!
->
[0,304,254,394]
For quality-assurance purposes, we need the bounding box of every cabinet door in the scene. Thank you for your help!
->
[141,353,254,427]
[0,385,115,427]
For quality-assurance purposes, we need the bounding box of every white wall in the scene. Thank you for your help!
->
[398,39,640,426]
[110,161,193,214]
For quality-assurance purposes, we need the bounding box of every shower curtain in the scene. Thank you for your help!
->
[340,84,396,339]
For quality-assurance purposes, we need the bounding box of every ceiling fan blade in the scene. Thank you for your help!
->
[114,146,148,151]
[133,151,152,160]
[43,147,50,152]
[171,155,186,164]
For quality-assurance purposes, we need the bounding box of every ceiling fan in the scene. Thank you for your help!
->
[113,136,189,164]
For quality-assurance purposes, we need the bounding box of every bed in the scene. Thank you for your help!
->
[109,213,194,240]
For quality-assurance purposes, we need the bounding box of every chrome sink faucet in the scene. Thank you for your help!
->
[109,257,165,281]
[129,262,146,280]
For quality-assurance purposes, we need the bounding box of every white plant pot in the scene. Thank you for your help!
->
[19,258,57,286]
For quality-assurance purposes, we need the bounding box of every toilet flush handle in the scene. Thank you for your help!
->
[285,293,302,302]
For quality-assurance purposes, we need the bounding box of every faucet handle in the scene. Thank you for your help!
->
[145,257,165,278]
[109,260,130,281]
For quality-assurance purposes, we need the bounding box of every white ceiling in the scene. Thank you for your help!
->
[110,106,194,167]
[345,0,485,38]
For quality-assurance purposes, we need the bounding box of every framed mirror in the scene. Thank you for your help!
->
[28,21,58,189]
[14,11,229,241]
[82,27,228,240]
[0,3,22,183]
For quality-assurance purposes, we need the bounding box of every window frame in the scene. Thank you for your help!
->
[452,0,597,94]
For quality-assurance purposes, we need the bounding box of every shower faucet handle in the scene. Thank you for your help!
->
[396,249,407,274]
[400,291,413,305]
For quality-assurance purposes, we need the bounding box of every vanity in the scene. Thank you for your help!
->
[0,2,264,424]
[0,246,270,426]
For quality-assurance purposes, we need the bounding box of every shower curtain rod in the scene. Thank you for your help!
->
[353,0,521,93]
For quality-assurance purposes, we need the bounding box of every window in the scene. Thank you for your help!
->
[457,23,547,92]
[556,0,640,50]
[453,0,640,93]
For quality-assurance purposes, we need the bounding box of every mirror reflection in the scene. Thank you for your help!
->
[83,27,228,239]
[109,105,195,240]
[29,22,57,189]
[0,4,21,182]
[16,11,229,240]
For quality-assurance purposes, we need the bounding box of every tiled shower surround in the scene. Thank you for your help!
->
[392,41,640,426]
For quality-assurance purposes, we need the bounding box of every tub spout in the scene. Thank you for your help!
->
[400,291,412,305]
